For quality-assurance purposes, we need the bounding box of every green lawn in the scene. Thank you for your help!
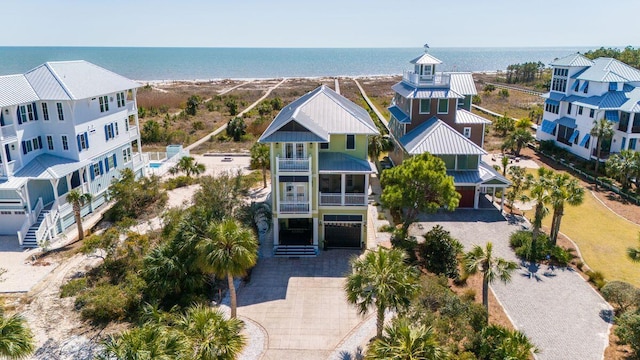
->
[536,190,640,286]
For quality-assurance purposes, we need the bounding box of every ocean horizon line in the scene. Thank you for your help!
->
[0,45,626,50]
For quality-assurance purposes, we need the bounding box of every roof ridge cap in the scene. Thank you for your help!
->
[43,62,75,99]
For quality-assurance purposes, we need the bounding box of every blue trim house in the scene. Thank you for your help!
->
[0,61,148,247]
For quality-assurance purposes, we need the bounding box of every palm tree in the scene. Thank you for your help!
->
[515,117,533,130]
[66,189,92,241]
[195,218,258,318]
[501,156,509,177]
[606,150,640,190]
[169,156,205,178]
[549,173,585,244]
[98,324,185,360]
[475,324,538,360]
[505,166,532,214]
[0,309,35,360]
[503,128,535,157]
[366,317,447,360]
[590,118,614,181]
[345,248,420,339]
[177,304,246,360]
[464,242,518,313]
[250,143,270,188]
[523,168,554,241]
[368,134,394,169]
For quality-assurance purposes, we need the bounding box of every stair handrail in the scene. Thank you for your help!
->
[16,216,30,246]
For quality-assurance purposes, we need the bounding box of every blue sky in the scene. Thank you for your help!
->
[3,0,639,48]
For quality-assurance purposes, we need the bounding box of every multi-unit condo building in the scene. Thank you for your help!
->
[0,61,147,247]
[258,85,379,255]
[387,48,510,208]
[536,53,640,159]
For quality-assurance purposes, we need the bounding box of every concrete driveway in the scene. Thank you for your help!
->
[237,249,367,360]
[410,209,612,360]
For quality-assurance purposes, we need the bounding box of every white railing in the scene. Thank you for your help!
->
[35,207,59,246]
[147,148,187,177]
[0,164,6,178]
[279,202,310,214]
[0,160,16,178]
[0,125,17,140]
[402,71,450,87]
[276,156,311,172]
[128,125,139,138]
[17,216,30,246]
[32,197,43,223]
[319,192,367,206]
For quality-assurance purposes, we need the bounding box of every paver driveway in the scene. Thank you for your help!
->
[237,249,367,360]
[411,210,612,360]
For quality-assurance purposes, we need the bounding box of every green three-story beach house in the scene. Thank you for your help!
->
[259,85,379,256]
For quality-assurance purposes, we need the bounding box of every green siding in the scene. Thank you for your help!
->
[323,134,368,160]
[439,155,456,169]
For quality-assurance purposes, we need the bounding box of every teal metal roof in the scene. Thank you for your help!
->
[389,105,410,123]
[446,161,510,186]
[260,131,326,143]
[399,117,486,156]
[550,54,594,67]
[540,119,556,134]
[318,152,375,173]
[13,154,90,180]
[555,117,577,128]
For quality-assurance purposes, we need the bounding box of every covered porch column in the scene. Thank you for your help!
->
[474,186,480,209]
[272,217,279,247]
[313,217,318,247]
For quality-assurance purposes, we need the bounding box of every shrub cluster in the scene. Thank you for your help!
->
[509,230,573,265]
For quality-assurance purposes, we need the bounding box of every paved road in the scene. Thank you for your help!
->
[410,210,612,360]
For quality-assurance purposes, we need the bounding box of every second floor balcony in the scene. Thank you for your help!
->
[319,192,367,206]
[276,156,311,173]
[402,71,450,87]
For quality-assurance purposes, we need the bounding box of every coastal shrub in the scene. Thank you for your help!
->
[616,312,640,355]
[498,89,510,98]
[192,120,204,132]
[107,168,167,221]
[225,98,238,116]
[378,224,394,232]
[164,175,196,190]
[257,101,272,116]
[509,230,572,265]
[206,101,219,112]
[483,84,495,93]
[472,95,481,105]
[141,120,164,143]
[390,228,417,259]
[76,275,145,324]
[60,278,88,298]
[226,117,246,141]
[271,97,283,110]
[601,281,639,313]
[417,225,463,279]
[585,270,606,289]
[469,325,538,360]
[185,95,201,116]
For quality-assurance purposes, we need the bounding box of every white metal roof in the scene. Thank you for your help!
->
[399,117,487,156]
[392,82,463,99]
[550,53,594,67]
[0,61,140,107]
[259,85,379,143]
[0,75,39,107]
[455,109,492,124]
[13,154,90,180]
[449,73,477,96]
[410,53,443,65]
[575,57,640,82]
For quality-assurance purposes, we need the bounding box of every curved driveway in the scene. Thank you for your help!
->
[411,210,612,360]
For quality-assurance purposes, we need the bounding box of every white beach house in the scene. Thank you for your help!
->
[536,53,640,160]
[0,61,148,247]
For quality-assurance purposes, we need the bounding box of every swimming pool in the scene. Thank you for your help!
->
[149,162,162,169]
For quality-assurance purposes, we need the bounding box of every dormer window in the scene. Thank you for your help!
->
[609,82,617,92]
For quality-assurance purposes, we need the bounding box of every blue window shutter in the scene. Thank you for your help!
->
[38,136,42,149]
[90,165,95,180]
[84,132,89,148]
[105,125,109,141]
[17,108,22,125]
[104,158,109,172]
[0,112,4,126]
[21,141,27,154]
[99,161,103,175]
[77,135,82,152]
[33,102,39,120]
[112,154,117,167]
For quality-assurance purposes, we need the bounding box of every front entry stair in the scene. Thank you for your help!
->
[273,245,317,257]
[22,210,49,248]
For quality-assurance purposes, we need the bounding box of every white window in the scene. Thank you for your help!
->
[116,92,126,107]
[79,133,89,150]
[57,103,64,120]
[123,147,132,163]
[589,109,595,118]
[437,99,449,114]
[346,134,355,150]
[62,135,69,150]
[42,103,49,121]
[99,96,109,113]
[578,106,583,115]
[93,164,101,178]
[46,135,54,150]
[463,127,472,138]
[419,99,431,114]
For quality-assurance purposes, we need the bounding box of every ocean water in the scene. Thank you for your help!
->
[0,47,593,81]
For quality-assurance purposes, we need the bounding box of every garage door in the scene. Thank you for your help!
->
[324,223,362,248]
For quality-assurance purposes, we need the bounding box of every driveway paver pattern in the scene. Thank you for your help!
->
[411,210,612,360]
